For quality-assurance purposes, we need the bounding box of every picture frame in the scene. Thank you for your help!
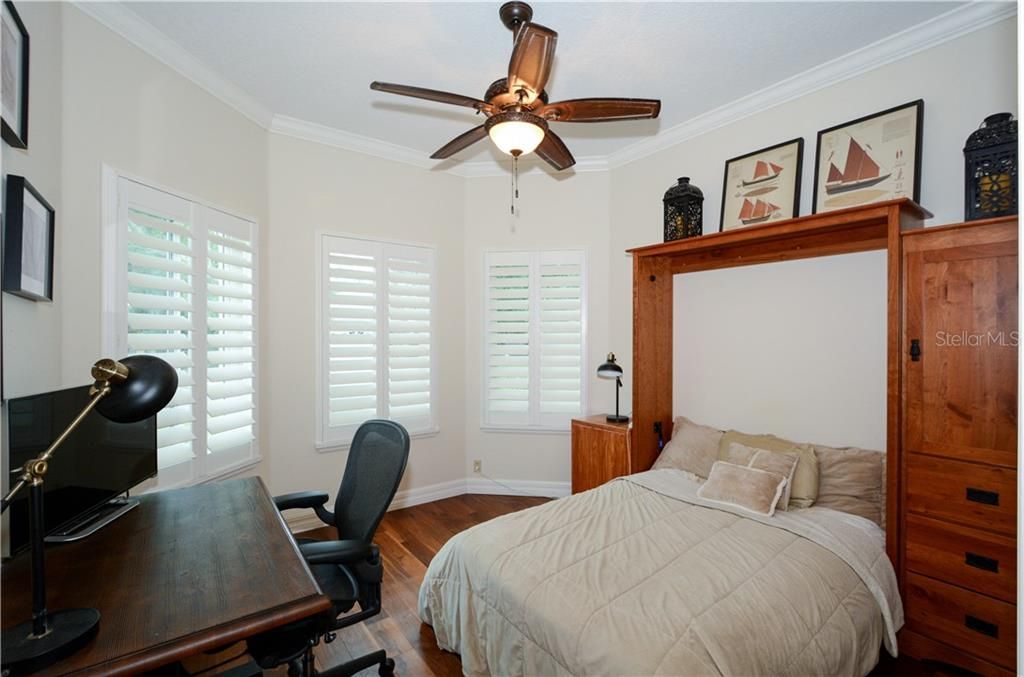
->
[3,175,54,302]
[812,99,923,214]
[1,0,29,149]
[720,138,803,231]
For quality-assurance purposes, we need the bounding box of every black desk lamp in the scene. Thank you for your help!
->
[597,352,629,423]
[1,355,177,674]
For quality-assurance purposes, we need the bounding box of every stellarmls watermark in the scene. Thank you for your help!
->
[934,331,1019,347]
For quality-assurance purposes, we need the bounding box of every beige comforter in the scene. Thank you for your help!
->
[419,469,902,677]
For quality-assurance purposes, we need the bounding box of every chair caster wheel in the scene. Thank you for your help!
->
[379,658,395,675]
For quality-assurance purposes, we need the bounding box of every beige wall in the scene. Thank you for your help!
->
[2,2,63,399]
[462,170,611,484]
[609,18,1017,449]
[0,8,1016,507]
[265,134,466,498]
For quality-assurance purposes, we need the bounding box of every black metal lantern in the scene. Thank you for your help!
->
[964,113,1017,221]
[663,177,704,242]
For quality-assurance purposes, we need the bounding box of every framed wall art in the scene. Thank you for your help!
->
[3,175,54,302]
[1,0,29,149]
[720,138,803,231]
[813,99,923,214]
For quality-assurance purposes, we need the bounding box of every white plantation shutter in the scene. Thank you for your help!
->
[107,177,258,489]
[319,235,436,446]
[483,250,586,430]
[538,253,584,426]
[204,207,257,473]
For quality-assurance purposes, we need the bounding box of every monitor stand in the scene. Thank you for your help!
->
[44,497,139,544]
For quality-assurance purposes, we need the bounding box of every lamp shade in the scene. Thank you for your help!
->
[485,110,547,157]
[596,352,623,380]
[95,355,178,424]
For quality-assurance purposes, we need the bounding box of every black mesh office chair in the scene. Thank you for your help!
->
[247,420,410,677]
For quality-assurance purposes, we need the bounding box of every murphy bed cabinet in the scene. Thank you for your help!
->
[898,216,1018,675]
[626,202,1018,675]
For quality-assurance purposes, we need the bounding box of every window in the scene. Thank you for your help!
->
[483,250,586,430]
[103,174,258,489]
[318,234,437,447]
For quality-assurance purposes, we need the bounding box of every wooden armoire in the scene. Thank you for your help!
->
[897,216,1018,675]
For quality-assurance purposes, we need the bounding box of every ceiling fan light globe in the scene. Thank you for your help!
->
[485,111,547,157]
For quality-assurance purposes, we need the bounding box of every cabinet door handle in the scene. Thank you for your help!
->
[909,339,921,361]
[965,552,999,573]
[966,488,999,506]
[964,615,999,638]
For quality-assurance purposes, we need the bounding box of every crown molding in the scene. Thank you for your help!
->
[269,115,439,169]
[75,1,1014,176]
[73,2,274,129]
[606,0,1017,170]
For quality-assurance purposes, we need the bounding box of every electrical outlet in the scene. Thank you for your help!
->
[473,460,482,473]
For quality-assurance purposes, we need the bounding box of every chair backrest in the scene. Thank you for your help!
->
[333,420,410,544]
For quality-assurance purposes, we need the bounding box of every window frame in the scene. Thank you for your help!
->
[480,248,589,434]
[101,166,261,490]
[315,231,440,452]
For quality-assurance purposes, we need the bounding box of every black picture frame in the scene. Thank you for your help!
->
[812,99,923,214]
[1,0,29,149]
[3,175,54,302]
[719,137,804,232]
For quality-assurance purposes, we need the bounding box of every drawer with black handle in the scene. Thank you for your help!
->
[905,513,1016,603]
[905,453,1016,536]
[905,572,1016,669]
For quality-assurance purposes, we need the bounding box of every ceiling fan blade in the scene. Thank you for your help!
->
[430,125,488,159]
[535,129,575,171]
[507,23,557,104]
[370,81,491,112]
[539,98,661,123]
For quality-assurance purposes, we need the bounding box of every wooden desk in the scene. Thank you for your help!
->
[1,477,330,675]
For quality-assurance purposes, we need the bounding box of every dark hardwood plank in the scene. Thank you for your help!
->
[1,477,329,676]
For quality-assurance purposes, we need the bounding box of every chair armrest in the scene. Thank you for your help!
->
[273,491,334,526]
[299,540,379,566]
[274,491,329,511]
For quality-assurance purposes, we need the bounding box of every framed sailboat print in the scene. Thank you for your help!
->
[720,138,803,231]
[813,100,923,214]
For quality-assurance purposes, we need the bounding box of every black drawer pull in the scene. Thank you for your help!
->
[910,339,921,361]
[964,614,999,638]
[966,487,999,506]
[965,552,999,573]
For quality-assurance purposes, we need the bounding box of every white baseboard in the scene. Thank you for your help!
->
[285,476,569,533]
[464,476,570,499]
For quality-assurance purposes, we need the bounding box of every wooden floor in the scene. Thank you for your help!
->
[198,493,944,676]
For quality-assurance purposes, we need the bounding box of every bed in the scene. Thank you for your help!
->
[418,468,902,677]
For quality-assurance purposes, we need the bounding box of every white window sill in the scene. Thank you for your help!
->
[479,425,571,435]
[316,426,440,453]
[141,455,263,494]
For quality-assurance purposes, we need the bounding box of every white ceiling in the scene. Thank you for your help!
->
[122,1,965,164]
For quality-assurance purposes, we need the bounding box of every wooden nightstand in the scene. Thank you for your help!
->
[571,415,632,494]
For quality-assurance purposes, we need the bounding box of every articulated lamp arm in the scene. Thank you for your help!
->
[0,359,129,513]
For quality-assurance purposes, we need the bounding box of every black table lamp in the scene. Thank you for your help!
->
[597,352,629,423]
[1,355,178,675]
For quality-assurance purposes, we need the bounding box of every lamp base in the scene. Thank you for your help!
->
[1,608,100,675]
[605,414,630,423]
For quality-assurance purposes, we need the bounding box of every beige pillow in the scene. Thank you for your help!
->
[652,416,723,479]
[813,444,885,527]
[697,461,788,517]
[718,430,818,508]
[725,442,799,510]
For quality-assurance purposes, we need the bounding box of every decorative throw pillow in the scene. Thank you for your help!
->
[652,416,724,480]
[726,442,800,510]
[697,461,788,517]
[813,444,885,527]
[718,430,818,509]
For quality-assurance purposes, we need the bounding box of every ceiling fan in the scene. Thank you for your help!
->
[369,1,661,171]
